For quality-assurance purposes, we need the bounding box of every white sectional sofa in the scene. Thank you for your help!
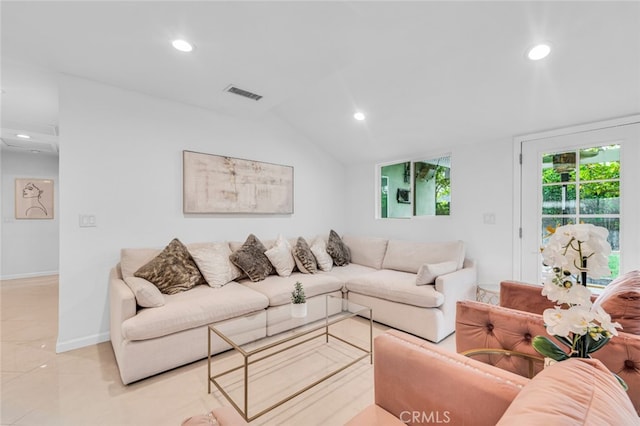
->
[109,235,477,384]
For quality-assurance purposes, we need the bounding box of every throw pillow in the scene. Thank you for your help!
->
[229,234,274,282]
[265,235,295,277]
[310,237,333,271]
[188,242,243,288]
[123,276,165,307]
[416,261,458,285]
[496,358,638,425]
[292,237,318,274]
[326,229,351,266]
[598,270,640,334]
[134,238,206,295]
[120,248,161,278]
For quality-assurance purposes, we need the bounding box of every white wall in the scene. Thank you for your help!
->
[1,150,59,279]
[345,138,515,284]
[57,75,347,352]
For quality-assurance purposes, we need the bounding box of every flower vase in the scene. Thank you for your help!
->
[291,302,307,318]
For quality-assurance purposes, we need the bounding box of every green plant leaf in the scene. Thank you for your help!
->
[532,336,570,361]
[586,335,610,353]
[613,372,629,391]
[554,335,574,349]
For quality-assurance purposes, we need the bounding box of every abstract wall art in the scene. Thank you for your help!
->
[183,151,294,214]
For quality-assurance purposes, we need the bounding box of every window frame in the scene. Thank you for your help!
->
[376,153,452,220]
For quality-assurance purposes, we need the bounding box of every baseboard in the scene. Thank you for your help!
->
[0,270,59,281]
[56,331,110,353]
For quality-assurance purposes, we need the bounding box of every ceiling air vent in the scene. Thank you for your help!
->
[225,85,263,101]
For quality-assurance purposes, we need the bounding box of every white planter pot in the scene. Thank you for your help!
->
[291,302,307,318]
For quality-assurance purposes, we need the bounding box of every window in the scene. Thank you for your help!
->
[541,144,620,284]
[379,155,450,218]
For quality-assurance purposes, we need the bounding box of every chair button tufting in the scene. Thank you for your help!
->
[524,333,531,341]
[625,360,635,369]
[486,323,494,332]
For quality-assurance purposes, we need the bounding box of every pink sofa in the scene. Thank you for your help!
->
[346,330,638,425]
[456,280,640,415]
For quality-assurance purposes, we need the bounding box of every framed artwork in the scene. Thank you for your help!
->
[183,151,294,214]
[15,178,54,219]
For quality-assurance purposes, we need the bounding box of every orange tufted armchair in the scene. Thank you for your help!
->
[456,279,640,415]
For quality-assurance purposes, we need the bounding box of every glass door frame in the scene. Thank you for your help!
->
[512,115,640,283]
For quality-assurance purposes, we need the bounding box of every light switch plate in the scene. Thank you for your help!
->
[483,213,496,225]
[79,214,97,227]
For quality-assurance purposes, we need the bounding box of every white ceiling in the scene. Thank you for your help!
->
[1,1,639,163]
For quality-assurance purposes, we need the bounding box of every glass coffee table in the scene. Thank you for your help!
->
[207,295,372,422]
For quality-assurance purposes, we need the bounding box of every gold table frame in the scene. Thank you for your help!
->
[461,348,544,378]
[207,296,372,422]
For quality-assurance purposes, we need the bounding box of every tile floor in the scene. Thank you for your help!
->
[1,275,456,425]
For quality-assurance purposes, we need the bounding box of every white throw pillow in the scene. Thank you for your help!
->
[416,261,458,286]
[311,237,333,271]
[265,235,295,277]
[124,276,165,307]
[189,242,242,288]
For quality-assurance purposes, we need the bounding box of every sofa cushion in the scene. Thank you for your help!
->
[326,230,351,266]
[120,247,161,278]
[597,270,640,335]
[240,272,343,307]
[134,238,206,295]
[264,235,296,277]
[121,283,269,341]
[292,237,318,274]
[346,270,445,308]
[310,237,333,272]
[323,263,378,281]
[497,358,637,425]
[123,276,165,307]
[189,242,242,288]
[416,261,458,285]
[229,234,275,282]
[342,235,388,269]
[382,240,465,274]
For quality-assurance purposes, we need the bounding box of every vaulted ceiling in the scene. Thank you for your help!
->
[2,1,639,163]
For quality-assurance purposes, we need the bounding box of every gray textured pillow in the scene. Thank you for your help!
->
[134,238,206,295]
[229,234,274,282]
[326,230,351,266]
[292,237,317,274]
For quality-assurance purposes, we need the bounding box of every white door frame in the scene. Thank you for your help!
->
[512,114,640,280]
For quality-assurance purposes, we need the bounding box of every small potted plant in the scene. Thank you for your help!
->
[290,281,307,318]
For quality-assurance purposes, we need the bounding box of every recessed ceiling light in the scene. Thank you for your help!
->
[354,112,366,121]
[16,134,31,139]
[527,43,551,61]
[172,39,194,53]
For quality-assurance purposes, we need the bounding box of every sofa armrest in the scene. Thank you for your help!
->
[374,330,527,425]
[345,405,405,426]
[109,266,137,343]
[435,260,477,329]
[435,260,477,296]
